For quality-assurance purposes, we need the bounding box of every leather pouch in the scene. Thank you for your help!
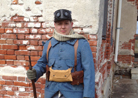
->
[49,67,73,82]
[71,70,84,85]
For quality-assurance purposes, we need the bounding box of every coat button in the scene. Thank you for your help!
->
[59,57,62,60]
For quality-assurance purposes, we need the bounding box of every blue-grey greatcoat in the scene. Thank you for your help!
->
[33,37,95,98]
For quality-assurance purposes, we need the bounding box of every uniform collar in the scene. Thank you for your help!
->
[51,37,78,47]
[66,39,77,45]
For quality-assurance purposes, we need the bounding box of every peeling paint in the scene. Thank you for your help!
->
[35,23,41,27]
[19,87,25,92]
[95,71,102,82]
[23,41,29,44]
[46,28,51,32]
[46,35,51,39]
[73,29,81,33]
[15,92,19,96]
[5,87,12,91]
[28,35,41,39]
[32,29,38,33]
[27,46,35,50]
[0,66,26,77]
[16,23,22,27]
[6,30,12,33]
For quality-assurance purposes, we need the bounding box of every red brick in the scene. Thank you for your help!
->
[12,87,18,91]
[30,28,38,33]
[39,51,43,56]
[6,39,14,44]
[88,41,97,46]
[5,28,13,33]
[18,34,25,39]
[35,1,42,4]
[39,40,46,46]
[12,0,18,4]
[0,28,5,33]
[24,56,29,60]
[19,45,27,50]
[2,22,15,27]
[0,39,6,44]
[5,81,14,85]
[88,34,97,40]
[7,91,14,96]
[5,55,16,60]
[30,17,38,22]
[17,56,25,60]
[0,50,6,54]
[7,50,15,55]
[16,23,24,28]
[30,51,38,56]
[19,92,30,96]
[15,51,30,55]
[0,60,5,64]
[2,45,18,49]
[25,35,42,40]
[92,52,96,58]
[6,61,14,65]
[18,77,25,81]
[34,23,41,28]
[31,61,37,66]
[0,80,5,85]
[46,28,54,33]
[91,47,97,52]
[13,28,29,33]
[26,46,42,50]
[0,55,4,59]
[30,40,38,45]
[38,29,46,34]
[41,78,46,84]
[0,91,6,94]
[24,23,35,28]
[1,34,16,39]
[14,82,30,87]
[14,40,29,45]
[14,61,29,66]
[11,16,24,22]
[31,56,40,61]
[42,34,52,40]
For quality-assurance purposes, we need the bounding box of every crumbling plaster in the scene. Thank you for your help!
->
[119,0,137,55]
[0,0,100,34]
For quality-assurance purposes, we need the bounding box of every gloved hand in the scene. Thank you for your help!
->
[27,68,36,80]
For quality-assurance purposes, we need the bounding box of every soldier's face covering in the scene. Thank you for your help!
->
[54,20,73,35]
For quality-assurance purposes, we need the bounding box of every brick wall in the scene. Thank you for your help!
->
[94,0,115,97]
[0,0,98,98]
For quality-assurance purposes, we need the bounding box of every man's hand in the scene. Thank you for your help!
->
[27,68,36,80]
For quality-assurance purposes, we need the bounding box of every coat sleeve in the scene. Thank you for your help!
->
[33,41,49,81]
[80,40,95,98]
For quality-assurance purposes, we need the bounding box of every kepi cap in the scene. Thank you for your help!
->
[54,9,72,22]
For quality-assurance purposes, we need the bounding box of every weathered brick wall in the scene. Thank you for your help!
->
[94,0,115,97]
[0,0,98,97]
[116,0,137,68]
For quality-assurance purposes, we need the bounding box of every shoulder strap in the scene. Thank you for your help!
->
[46,40,78,71]
[74,40,78,71]
[46,41,52,62]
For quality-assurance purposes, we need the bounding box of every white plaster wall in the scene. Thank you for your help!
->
[0,0,100,34]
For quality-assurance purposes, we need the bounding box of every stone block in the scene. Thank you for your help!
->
[131,68,138,79]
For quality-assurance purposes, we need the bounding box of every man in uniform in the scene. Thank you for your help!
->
[27,9,95,98]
